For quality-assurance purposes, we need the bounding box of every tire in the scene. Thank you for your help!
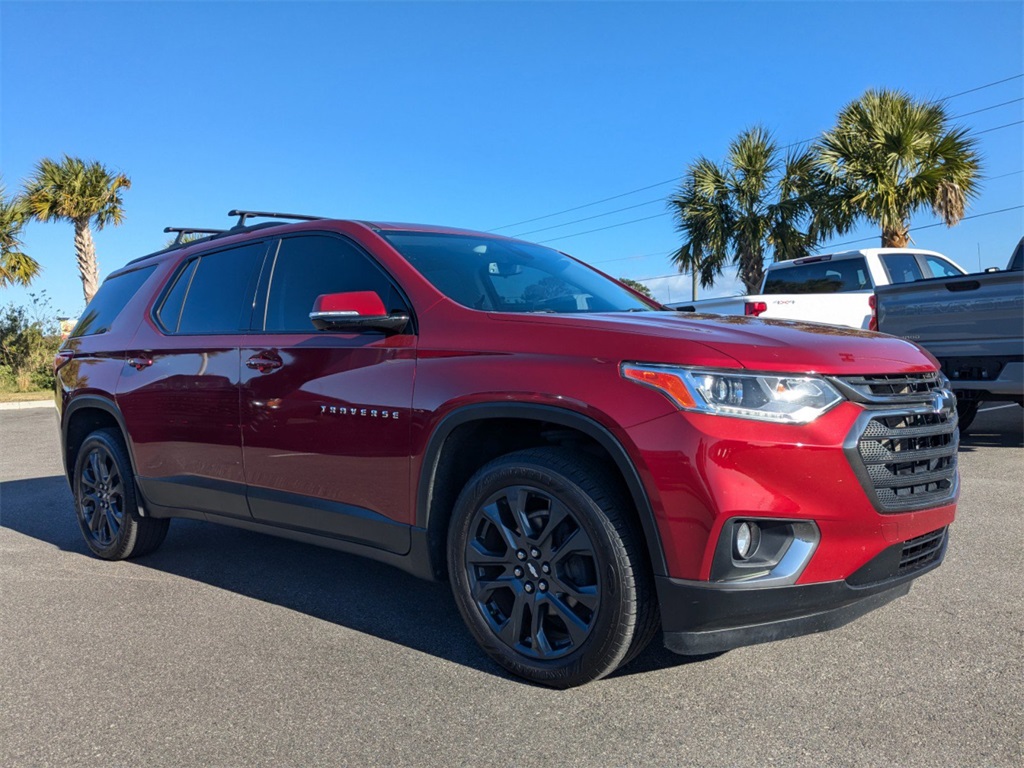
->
[956,400,979,434]
[73,428,169,560]
[447,447,656,688]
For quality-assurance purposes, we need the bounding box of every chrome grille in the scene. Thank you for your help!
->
[838,375,959,513]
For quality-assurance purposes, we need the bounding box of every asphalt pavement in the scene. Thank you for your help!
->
[1,404,1021,767]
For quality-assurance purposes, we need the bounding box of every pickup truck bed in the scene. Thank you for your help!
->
[673,291,873,328]
[669,248,965,330]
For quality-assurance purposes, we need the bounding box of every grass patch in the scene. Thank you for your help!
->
[0,390,52,403]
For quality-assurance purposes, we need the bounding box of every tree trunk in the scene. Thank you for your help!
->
[692,268,698,302]
[882,226,909,248]
[73,219,99,304]
[738,250,764,294]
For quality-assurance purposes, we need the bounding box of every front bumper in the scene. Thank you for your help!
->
[659,526,948,655]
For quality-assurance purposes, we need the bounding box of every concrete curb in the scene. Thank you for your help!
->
[0,399,54,411]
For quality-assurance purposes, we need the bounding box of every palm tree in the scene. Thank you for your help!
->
[23,156,131,303]
[668,159,731,300]
[0,179,40,289]
[816,89,982,247]
[670,127,825,295]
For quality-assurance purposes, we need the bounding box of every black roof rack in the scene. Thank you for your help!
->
[227,209,325,228]
[123,210,329,269]
[163,226,228,246]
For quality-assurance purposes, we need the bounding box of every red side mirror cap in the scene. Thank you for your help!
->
[312,291,386,317]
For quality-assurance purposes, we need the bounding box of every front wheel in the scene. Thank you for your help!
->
[955,400,979,434]
[447,448,655,688]
[73,429,169,560]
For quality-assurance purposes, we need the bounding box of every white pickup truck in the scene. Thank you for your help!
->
[668,248,966,329]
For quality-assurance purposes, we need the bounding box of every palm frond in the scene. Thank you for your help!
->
[815,88,983,244]
[23,154,131,229]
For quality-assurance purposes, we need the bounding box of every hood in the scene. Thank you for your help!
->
[490,310,938,376]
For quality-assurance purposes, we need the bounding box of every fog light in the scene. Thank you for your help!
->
[735,521,760,560]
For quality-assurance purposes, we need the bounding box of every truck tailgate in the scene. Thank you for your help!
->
[876,273,1024,351]
[876,272,1024,397]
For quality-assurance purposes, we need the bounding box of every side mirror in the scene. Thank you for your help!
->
[309,291,410,334]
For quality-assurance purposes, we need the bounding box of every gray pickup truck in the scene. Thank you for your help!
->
[876,238,1023,431]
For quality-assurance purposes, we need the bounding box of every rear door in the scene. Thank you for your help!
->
[240,233,416,554]
[119,240,268,518]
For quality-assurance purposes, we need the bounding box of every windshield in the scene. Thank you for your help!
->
[381,231,659,313]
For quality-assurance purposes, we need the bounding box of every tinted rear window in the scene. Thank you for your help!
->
[155,259,197,332]
[70,266,156,338]
[176,243,265,334]
[763,258,871,294]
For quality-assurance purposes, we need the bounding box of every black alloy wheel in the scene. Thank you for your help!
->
[78,442,126,548]
[73,429,169,560]
[448,447,657,688]
[465,484,600,660]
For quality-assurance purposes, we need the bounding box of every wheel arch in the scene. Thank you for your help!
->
[417,403,667,580]
[62,396,138,489]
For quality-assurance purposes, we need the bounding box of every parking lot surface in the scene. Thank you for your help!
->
[1,404,1022,767]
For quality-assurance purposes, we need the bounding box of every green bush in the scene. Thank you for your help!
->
[0,293,63,393]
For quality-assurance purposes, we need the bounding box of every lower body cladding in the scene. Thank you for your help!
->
[658,526,949,654]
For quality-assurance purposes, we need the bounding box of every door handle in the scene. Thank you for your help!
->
[246,356,283,373]
[127,357,153,371]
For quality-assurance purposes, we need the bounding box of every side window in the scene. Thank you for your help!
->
[177,243,265,334]
[263,235,407,332]
[881,254,925,284]
[923,255,963,278]
[156,259,197,332]
[70,265,156,338]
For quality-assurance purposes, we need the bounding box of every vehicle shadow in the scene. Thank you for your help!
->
[958,405,1023,452]
[0,474,697,685]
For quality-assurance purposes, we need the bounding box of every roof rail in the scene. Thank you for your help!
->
[227,209,325,228]
[163,226,229,246]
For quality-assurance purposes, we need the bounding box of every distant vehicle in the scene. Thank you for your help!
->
[876,237,1024,431]
[670,248,966,329]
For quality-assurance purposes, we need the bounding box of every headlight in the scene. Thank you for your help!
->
[621,364,844,424]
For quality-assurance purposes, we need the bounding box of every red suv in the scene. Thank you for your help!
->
[55,211,959,688]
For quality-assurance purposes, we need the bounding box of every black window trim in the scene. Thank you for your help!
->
[150,239,272,336]
[249,230,417,336]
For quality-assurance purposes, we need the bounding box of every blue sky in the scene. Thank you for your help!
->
[2,0,1022,315]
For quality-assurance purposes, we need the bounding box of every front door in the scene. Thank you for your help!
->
[240,233,416,554]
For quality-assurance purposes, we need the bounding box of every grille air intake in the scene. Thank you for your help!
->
[837,374,959,513]
[899,528,948,575]
[839,372,944,402]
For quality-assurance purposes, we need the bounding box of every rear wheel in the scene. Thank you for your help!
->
[447,448,656,688]
[73,429,169,560]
